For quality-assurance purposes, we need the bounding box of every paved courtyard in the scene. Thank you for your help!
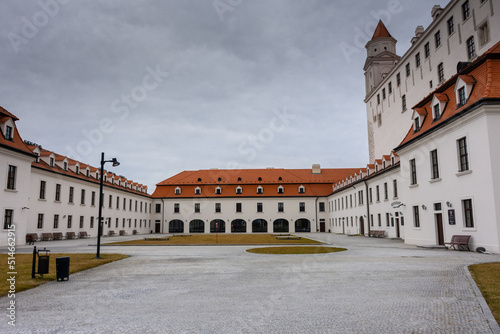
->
[2,233,500,333]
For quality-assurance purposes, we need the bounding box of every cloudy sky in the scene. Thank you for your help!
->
[1,0,449,191]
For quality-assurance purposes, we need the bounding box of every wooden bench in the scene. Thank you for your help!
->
[108,230,116,237]
[119,230,127,236]
[133,230,138,235]
[26,233,39,245]
[66,231,77,239]
[53,232,64,240]
[370,230,385,238]
[79,231,90,238]
[444,235,471,251]
[276,236,301,240]
[41,233,53,241]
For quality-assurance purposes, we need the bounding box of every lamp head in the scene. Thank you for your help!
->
[111,158,120,167]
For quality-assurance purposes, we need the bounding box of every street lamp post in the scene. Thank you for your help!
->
[96,152,120,259]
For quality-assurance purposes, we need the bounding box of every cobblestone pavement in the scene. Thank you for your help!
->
[2,233,500,333]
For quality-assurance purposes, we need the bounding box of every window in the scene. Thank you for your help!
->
[458,87,467,107]
[424,42,430,58]
[298,186,305,194]
[129,199,132,211]
[236,203,242,213]
[195,187,201,195]
[466,36,476,60]
[462,199,474,228]
[53,214,59,229]
[69,187,74,203]
[116,197,120,209]
[462,1,470,21]
[257,186,263,194]
[49,157,54,167]
[109,195,112,208]
[67,215,72,229]
[79,216,84,229]
[54,184,61,202]
[299,202,305,212]
[414,117,421,132]
[413,206,420,227]
[90,217,95,229]
[277,186,284,194]
[478,21,490,47]
[430,150,440,179]
[7,165,16,190]
[37,214,44,229]
[393,180,398,198]
[388,82,392,94]
[155,203,161,213]
[3,209,13,230]
[405,63,410,77]
[63,162,68,171]
[123,197,126,209]
[174,203,180,213]
[215,187,222,195]
[396,73,401,86]
[437,63,445,83]
[386,213,390,227]
[384,182,388,200]
[410,159,417,185]
[457,137,469,172]
[435,31,441,48]
[377,94,380,105]
[402,95,407,111]
[447,17,454,35]
[433,104,441,121]
[278,202,284,212]
[175,187,181,195]
[236,187,242,194]
[215,203,221,213]
[135,200,138,211]
[358,190,364,205]
[91,191,96,206]
[39,181,46,199]
[382,89,386,100]
[415,52,421,68]
[4,125,13,140]
[369,188,373,203]
[81,189,85,205]
[257,202,263,213]
[319,202,325,212]
[194,203,200,213]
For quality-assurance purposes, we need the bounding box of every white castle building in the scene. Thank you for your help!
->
[1,0,500,252]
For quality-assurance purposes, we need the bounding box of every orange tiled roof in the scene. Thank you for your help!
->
[152,168,360,198]
[0,107,35,156]
[398,41,500,147]
[370,20,392,40]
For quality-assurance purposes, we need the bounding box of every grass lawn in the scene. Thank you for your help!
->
[107,234,322,245]
[0,253,128,297]
[246,246,347,254]
[469,262,500,323]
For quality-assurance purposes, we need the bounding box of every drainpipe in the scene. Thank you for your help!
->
[161,198,165,234]
[363,180,371,237]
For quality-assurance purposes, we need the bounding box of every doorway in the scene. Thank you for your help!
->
[435,213,444,245]
[155,220,161,233]
[359,217,365,235]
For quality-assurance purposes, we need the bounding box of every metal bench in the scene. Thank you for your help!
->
[444,235,471,251]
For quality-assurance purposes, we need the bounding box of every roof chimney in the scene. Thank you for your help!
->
[312,164,321,174]
[411,26,425,45]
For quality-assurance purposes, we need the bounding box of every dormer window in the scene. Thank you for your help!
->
[238,177,242,181]
[412,107,427,132]
[5,125,13,140]
[217,177,222,182]
[298,186,305,194]
[76,166,79,174]
[414,117,421,132]
[277,186,284,194]
[35,153,39,163]
[215,187,222,195]
[455,75,476,108]
[197,178,202,182]
[258,177,262,181]
[175,187,181,195]
[104,175,107,182]
[195,187,201,195]
[433,104,441,121]
[86,170,90,177]
[236,186,242,194]
[63,162,68,171]
[278,177,282,181]
[257,186,263,194]
[431,94,448,121]
[375,165,378,172]
[383,161,386,169]
[96,172,99,180]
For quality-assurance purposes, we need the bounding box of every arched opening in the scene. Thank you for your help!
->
[169,220,184,233]
[210,219,226,233]
[189,219,205,233]
[252,219,268,233]
[273,219,289,233]
[295,219,311,232]
[231,219,246,233]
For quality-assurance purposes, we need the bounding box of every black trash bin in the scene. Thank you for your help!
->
[56,257,70,281]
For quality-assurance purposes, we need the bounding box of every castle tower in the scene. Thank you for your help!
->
[363,21,400,97]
